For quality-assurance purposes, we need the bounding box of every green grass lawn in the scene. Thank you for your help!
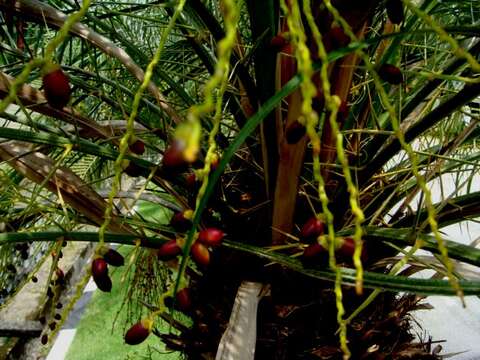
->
[66,201,180,360]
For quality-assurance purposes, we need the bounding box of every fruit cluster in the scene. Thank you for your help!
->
[299,216,367,263]
[91,248,124,292]
[158,218,225,269]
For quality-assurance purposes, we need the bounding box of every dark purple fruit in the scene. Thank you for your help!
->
[285,121,306,144]
[123,161,144,178]
[386,0,404,24]
[49,322,56,330]
[56,302,63,309]
[300,217,325,243]
[129,139,145,155]
[125,319,152,345]
[170,210,193,232]
[158,239,182,261]
[32,276,38,283]
[153,128,165,138]
[93,274,112,292]
[198,228,224,247]
[54,314,61,320]
[176,288,192,312]
[191,242,210,267]
[39,316,46,325]
[42,67,71,109]
[378,63,403,85]
[41,334,48,345]
[103,248,124,267]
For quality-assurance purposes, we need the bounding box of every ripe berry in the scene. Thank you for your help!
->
[170,210,193,232]
[91,258,112,292]
[32,276,38,283]
[54,314,61,320]
[378,63,403,85]
[158,239,182,261]
[103,248,124,267]
[337,237,367,261]
[300,217,325,243]
[302,242,327,259]
[191,242,210,267]
[129,139,145,155]
[125,319,152,345]
[176,288,192,312]
[94,275,112,292]
[42,67,71,109]
[121,159,144,178]
[91,258,108,278]
[162,140,187,170]
[285,121,306,144]
[198,228,224,247]
[41,334,48,345]
[386,0,404,24]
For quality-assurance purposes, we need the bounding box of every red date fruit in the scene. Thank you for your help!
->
[176,288,192,312]
[91,258,108,278]
[129,139,145,155]
[378,63,403,85]
[198,228,225,247]
[158,239,182,261]
[125,319,152,345]
[191,242,210,267]
[162,140,187,170]
[300,217,325,243]
[303,243,327,259]
[42,67,71,109]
